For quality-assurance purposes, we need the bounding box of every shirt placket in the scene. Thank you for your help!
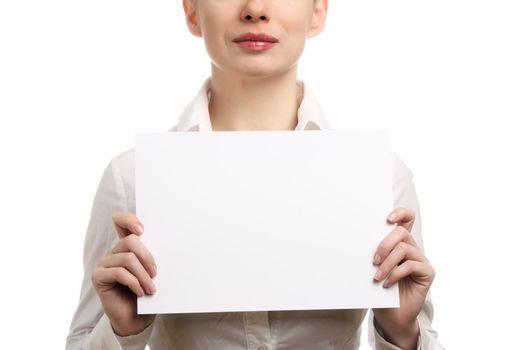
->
[243,311,272,350]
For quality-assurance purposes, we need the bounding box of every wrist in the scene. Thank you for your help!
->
[374,316,420,350]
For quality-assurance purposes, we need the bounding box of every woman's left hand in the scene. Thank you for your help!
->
[372,207,435,350]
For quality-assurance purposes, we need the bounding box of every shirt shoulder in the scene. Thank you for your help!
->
[108,147,136,213]
[111,147,135,175]
[391,150,413,185]
[390,150,416,207]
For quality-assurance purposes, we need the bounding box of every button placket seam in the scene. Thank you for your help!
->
[243,312,258,350]
[243,312,272,350]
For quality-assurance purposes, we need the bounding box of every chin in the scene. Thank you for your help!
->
[211,56,297,80]
[232,63,296,80]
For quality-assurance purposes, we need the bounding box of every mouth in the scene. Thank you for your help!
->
[232,32,279,51]
[233,32,279,43]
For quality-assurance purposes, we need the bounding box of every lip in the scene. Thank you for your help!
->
[232,32,279,43]
[232,32,279,52]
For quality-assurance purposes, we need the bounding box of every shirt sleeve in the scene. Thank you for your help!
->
[367,152,444,350]
[65,155,153,350]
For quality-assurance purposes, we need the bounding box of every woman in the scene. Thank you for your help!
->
[67,0,442,349]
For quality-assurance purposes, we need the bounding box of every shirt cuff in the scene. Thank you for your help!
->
[89,313,153,350]
[418,322,436,350]
[113,319,154,350]
[373,318,422,350]
[87,313,124,350]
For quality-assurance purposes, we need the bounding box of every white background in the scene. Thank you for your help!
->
[1,0,521,349]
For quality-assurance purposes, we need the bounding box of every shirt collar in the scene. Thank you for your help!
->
[170,77,331,132]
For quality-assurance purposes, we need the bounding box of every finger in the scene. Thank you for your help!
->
[99,252,156,295]
[382,260,436,288]
[374,242,427,282]
[92,266,146,297]
[374,225,417,265]
[112,211,144,239]
[387,207,415,231]
[111,234,157,278]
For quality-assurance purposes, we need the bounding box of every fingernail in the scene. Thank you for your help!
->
[148,282,156,294]
[134,224,144,234]
[373,254,381,265]
[153,265,158,276]
[383,280,391,288]
[388,213,397,221]
[374,269,383,281]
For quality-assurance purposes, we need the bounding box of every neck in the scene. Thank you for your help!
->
[208,65,301,131]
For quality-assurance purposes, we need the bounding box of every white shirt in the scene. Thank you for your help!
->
[66,78,443,350]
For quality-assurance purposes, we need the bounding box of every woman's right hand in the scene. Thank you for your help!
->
[92,211,157,337]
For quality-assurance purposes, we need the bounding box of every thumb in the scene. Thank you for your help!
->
[387,207,415,231]
[111,211,144,239]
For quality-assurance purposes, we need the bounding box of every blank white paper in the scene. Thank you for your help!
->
[136,130,398,314]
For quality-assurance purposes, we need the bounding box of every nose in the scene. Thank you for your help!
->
[241,1,270,23]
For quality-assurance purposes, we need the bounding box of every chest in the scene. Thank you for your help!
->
[148,309,367,350]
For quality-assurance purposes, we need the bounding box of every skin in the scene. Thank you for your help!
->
[91,1,435,348]
[373,208,435,349]
[91,212,157,336]
[184,0,327,131]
